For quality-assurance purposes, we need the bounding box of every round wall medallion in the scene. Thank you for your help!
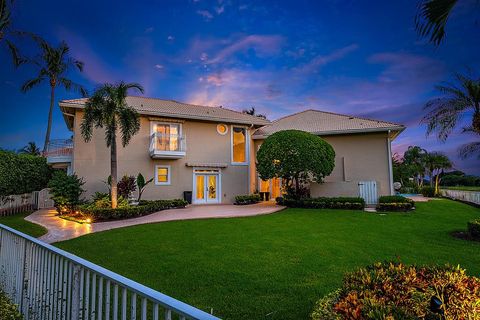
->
[217,124,228,135]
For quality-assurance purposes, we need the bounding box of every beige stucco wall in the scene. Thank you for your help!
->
[72,110,253,203]
[252,132,393,198]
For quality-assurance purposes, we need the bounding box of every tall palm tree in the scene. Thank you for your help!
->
[21,40,86,153]
[415,0,459,45]
[1,0,27,66]
[18,141,40,155]
[424,152,452,193]
[422,72,480,158]
[80,82,143,208]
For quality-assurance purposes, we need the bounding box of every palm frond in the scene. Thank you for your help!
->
[458,141,480,159]
[117,106,140,147]
[21,75,45,92]
[58,78,87,96]
[5,38,25,66]
[415,0,458,46]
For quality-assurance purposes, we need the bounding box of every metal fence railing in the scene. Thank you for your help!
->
[440,189,480,205]
[0,224,221,320]
[44,139,73,158]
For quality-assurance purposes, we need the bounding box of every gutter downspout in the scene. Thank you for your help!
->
[387,130,394,195]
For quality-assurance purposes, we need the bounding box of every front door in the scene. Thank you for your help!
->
[194,173,220,204]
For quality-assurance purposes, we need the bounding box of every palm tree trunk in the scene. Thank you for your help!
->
[110,136,118,209]
[435,174,440,195]
[43,84,55,153]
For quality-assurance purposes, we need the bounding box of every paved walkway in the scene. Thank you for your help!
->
[25,203,285,244]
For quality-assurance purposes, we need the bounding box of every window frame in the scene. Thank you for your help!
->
[154,165,171,185]
[230,125,249,165]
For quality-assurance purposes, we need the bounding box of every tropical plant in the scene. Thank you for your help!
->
[48,170,85,214]
[424,151,452,194]
[0,0,27,67]
[415,0,459,46]
[403,146,428,187]
[117,175,136,199]
[18,141,40,155]
[136,173,153,202]
[422,72,480,158]
[21,40,86,153]
[80,82,143,208]
[242,107,267,119]
[256,130,335,199]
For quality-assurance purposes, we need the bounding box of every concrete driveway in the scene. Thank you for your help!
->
[25,203,285,244]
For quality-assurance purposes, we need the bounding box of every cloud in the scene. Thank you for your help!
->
[215,5,225,14]
[154,64,164,70]
[197,10,214,20]
[296,44,359,73]
[167,35,175,41]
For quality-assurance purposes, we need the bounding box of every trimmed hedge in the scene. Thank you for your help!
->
[0,150,51,197]
[376,195,414,212]
[311,262,480,319]
[277,197,365,210]
[0,290,22,320]
[234,194,261,205]
[78,199,188,222]
[468,219,480,240]
[421,185,435,197]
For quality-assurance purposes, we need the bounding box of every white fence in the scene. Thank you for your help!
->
[0,224,221,320]
[0,188,53,216]
[440,189,480,205]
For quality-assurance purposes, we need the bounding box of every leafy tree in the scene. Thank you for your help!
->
[80,82,143,208]
[256,130,335,199]
[48,170,84,213]
[21,40,86,153]
[242,107,267,119]
[403,146,428,187]
[18,141,40,155]
[0,0,28,67]
[422,72,480,159]
[392,153,416,186]
[136,173,153,202]
[415,0,459,46]
[424,151,452,194]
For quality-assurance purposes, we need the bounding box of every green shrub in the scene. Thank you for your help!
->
[0,290,22,320]
[280,197,365,210]
[421,185,435,197]
[79,199,188,222]
[117,175,136,199]
[376,195,414,212]
[0,150,51,197]
[85,193,129,209]
[467,219,480,240]
[379,195,413,203]
[48,171,85,213]
[311,262,480,319]
[234,194,262,205]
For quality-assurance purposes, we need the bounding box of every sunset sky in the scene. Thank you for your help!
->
[1,0,479,173]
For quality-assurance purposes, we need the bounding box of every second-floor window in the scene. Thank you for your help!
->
[231,126,248,164]
[154,122,181,151]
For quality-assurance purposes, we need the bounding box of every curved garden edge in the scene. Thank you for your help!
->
[25,203,285,244]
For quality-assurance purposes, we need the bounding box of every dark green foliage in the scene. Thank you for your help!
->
[256,130,335,199]
[313,261,480,319]
[421,185,435,197]
[441,171,480,186]
[117,175,136,199]
[415,0,458,46]
[136,173,153,202]
[0,150,51,197]
[467,219,480,240]
[79,199,188,222]
[0,290,22,320]
[279,197,365,210]
[234,194,261,205]
[376,196,415,212]
[48,171,85,213]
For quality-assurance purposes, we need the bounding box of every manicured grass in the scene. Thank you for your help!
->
[56,200,480,320]
[442,186,480,191]
[0,212,47,238]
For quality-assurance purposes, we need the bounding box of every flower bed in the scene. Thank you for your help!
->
[276,197,365,210]
[234,194,262,205]
[311,262,480,319]
[376,195,415,212]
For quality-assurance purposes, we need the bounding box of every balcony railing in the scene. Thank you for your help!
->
[149,133,186,159]
[44,139,73,158]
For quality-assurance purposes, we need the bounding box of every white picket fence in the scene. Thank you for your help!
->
[0,224,220,320]
[440,189,480,205]
[0,189,53,216]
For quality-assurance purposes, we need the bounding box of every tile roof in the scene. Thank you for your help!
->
[253,109,405,138]
[59,96,270,126]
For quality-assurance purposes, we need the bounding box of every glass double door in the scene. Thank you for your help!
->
[194,173,219,204]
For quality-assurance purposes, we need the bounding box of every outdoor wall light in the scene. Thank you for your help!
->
[430,296,444,314]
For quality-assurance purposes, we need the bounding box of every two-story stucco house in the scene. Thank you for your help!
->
[46,96,404,205]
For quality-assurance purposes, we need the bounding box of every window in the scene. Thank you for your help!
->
[231,126,248,164]
[152,122,182,151]
[155,165,171,185]
[217,124,228,135]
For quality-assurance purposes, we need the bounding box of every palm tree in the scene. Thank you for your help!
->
[422,72,480,158]
[18,141,40,155]
[0,0,28,66]
[242,107,267,119]
[415,0,459,45]
[80,82,143,208]
[21,40,86,153]
[424,152,452,194]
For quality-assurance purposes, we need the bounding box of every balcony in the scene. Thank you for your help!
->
[149,133,186,159]
[44,139,73,163]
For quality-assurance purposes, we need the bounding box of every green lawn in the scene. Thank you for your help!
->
[56,200,480,320]
[442,186,480,191]
[0,212,47,238]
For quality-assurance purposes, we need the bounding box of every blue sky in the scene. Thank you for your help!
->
[1,0,479,174]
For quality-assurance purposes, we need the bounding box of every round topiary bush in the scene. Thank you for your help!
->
[311,262,480,319]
